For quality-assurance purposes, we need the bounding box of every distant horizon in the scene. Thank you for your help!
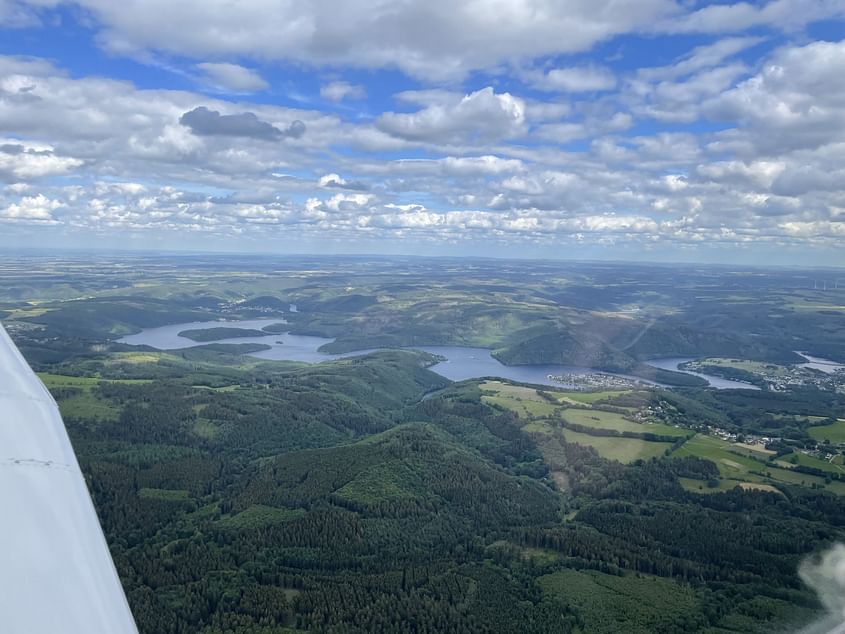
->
[3,244,845,272]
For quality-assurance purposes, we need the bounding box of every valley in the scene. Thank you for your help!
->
[2,253,845,633]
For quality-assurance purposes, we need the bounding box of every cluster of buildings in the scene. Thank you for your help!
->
[682,359,845,393]
[546,372,643,390]
[706,426,773,448]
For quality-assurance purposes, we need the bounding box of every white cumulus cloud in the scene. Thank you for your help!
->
[377,87,525,143]
[320,81,366,102]
[195,62,268,93]
[531,66,617,92]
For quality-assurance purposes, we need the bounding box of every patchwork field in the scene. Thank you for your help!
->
[560,408,687,437]
[808,419,845,444]
[554,390,628,404]
[786,452,845,475]
[480,380,548,401]
[480,381,560,417]
[674,434,845,495]
[560,428,673,463]
[732,442,776,458]
[673,435,766,477]
[482,394,559,418]
[765,467,828,488]
[481,381,680,435]
[699,358,791,375]
[482,381,682,464]
[38,372,149,420]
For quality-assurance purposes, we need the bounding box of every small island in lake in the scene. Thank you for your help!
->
[261,322,289,334]
[178,327,270,342]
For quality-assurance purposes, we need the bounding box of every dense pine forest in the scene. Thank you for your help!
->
[25,351,842,633]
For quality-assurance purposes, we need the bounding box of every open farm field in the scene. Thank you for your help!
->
[808,420,845,444]
[560,428,673,463]
[561,408,687,437]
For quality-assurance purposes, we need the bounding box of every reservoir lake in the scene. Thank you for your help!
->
[796,352,845,374]
[119,319,757,390]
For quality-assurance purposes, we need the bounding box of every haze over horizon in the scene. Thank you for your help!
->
[1,1,845,265]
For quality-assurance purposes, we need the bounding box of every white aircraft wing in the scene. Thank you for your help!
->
[0,324,138,633]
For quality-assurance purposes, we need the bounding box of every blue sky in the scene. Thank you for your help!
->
[0,0,844,265]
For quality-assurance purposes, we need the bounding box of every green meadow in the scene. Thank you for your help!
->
[38,372,150,420]
[561,408,687,437]
[560,428,673,463]
[808,419,845,444]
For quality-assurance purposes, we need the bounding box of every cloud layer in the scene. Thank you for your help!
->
[0,3,844,261]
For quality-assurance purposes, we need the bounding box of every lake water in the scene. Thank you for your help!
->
[117,318,379,363]
[118,319,287,350]
[406,346,652,388]
[796,352,845,375]
[118,319,752,390]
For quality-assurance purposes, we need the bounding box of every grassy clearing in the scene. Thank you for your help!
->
[517,419,571,490]
[522,420,556,435]
[561,408,687,437]
[732,442,775,457]
[765,466,827,488]
[789,452,845,475]
[39,373,118,419]
[39,373,101,388]
[673,435,765,478]
[283,589,301,603]
[538,569,698,634]
[108,352,163,364]
[772,413,828,421]
[678,477,741,494]
[488,541,560,565]
[138,488,190,501]
[333,460,423,504]
[480,382,560,418]
[520,546,560,565]
[808,420,845,444]
[700,358,790,376]
[680,478,784,496]
[57,393,118,420]
[193,419,219,440]
[521,421,568,472]
[559,390,628,404]
[217,505,306,530]
[39,372,149,421]
[543,389,632,407]
[39,372,151,388]
[483,394,558,418]
[560,428,672,463]
[738,482,782,494]
[480,380,547,401]
[191,384,240,392]
[105,444,204,466]
[7,306,52,319]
